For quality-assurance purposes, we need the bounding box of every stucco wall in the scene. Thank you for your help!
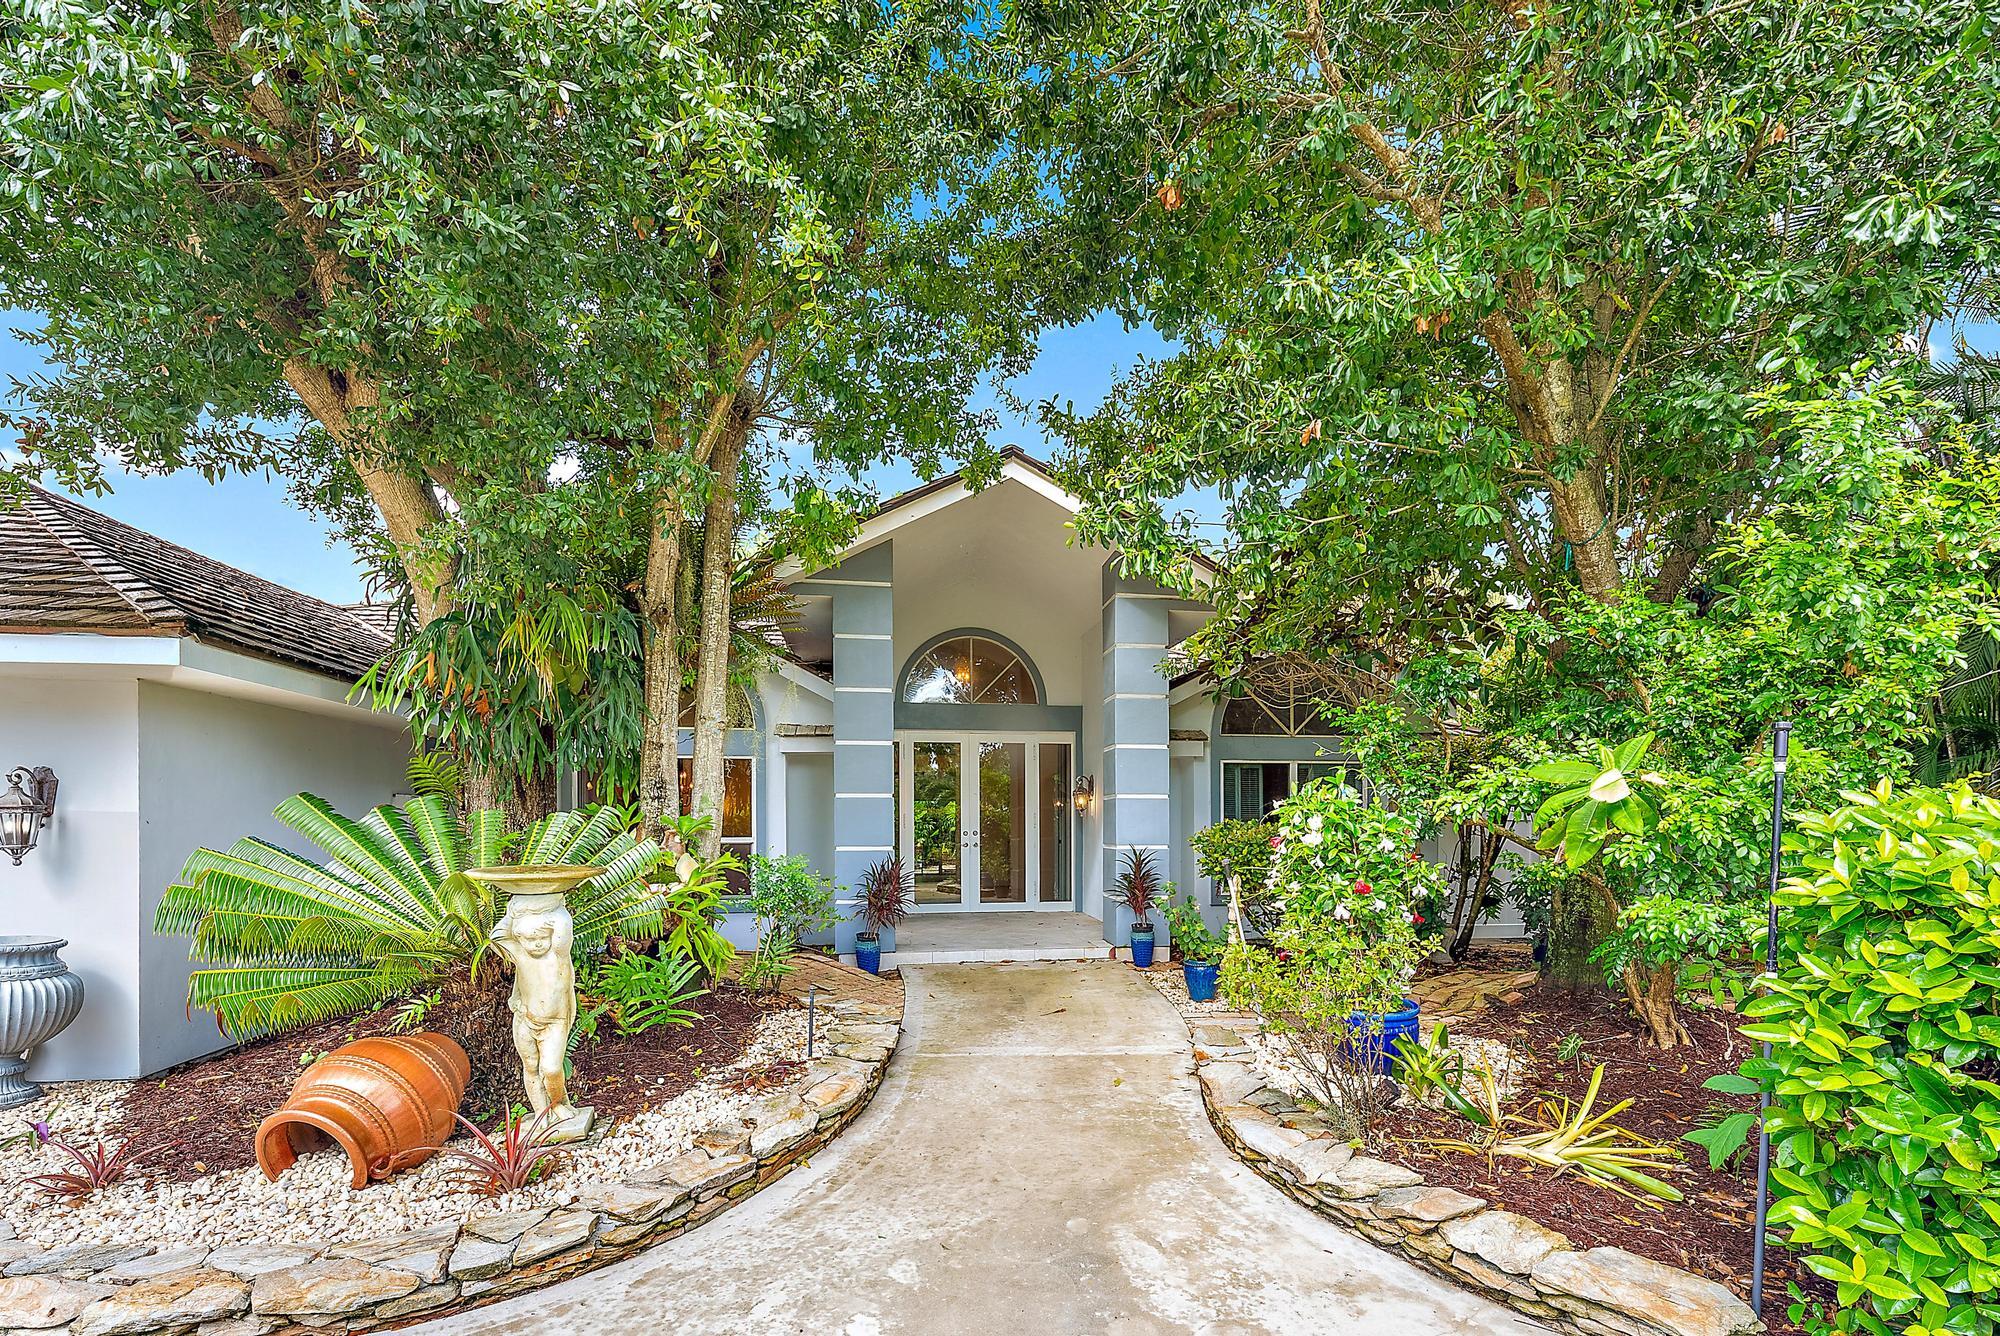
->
[0,675,144,1080]
[134,680,409,1074]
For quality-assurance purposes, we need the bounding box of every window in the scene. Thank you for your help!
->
[901,636,1038,705]
[1220,759,1363,821]
[678,756,754,892]
[677,684,756,730]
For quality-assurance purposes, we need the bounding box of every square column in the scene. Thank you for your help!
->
[827,543,895,954]
[1101,564,1172,953]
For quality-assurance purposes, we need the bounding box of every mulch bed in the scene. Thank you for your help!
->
[116,983,787,1183]
[1377,982,1836,1334]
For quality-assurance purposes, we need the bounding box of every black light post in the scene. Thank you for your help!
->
[1750,719,1790,1317]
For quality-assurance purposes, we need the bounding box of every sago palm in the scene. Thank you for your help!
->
[156,793,700,1040]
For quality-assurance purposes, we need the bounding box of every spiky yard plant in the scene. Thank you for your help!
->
[438,1110,568,1197]
[26,1135,178,1201]
[156,795,725,1107]
[1115,847,1163,928]
[857,858,913,939]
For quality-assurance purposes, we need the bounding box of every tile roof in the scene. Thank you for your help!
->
[0,485,391,682]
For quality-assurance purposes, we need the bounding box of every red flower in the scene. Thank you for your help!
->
[1413,913,1425,925]
[1269,835,1283,848]
[1352,879,1372,895]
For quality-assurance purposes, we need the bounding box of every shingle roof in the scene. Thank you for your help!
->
[0,486,391,682]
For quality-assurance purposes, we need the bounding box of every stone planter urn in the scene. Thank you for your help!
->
[0,936,85,1109]
[465,864,604,1143]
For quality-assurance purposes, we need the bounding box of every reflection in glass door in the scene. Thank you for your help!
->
[911,741,962,905]
[978,741,1027,904]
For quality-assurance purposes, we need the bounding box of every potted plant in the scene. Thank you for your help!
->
[1163,888,1224,1001]
[854,857,911,975]
[1116,846,1162,968]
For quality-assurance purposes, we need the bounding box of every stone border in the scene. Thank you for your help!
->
[0,997,901,1336]
[1188,1028,1763,1336]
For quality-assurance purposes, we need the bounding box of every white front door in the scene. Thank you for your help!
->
[898,733,1073,911]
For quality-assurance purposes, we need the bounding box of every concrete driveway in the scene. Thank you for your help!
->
[416,962,1545,1335]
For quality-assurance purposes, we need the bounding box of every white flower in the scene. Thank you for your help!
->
[1333,904,1351,920]
[1378,835,1397,852]
[1302,832,1323,847]
[1308,814,1324,832]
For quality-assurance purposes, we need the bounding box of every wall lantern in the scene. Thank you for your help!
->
[0,767,58,866]
[1072,774,1095,813]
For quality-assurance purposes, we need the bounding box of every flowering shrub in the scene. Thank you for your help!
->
[1265,781,1447,940]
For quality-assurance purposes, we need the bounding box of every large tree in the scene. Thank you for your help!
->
[1022,0,1999,666]
[1,0,1051,844]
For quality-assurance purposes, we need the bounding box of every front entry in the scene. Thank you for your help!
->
[897,733,1073,911]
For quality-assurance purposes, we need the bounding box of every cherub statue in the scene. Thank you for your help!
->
[488,899,593,1140]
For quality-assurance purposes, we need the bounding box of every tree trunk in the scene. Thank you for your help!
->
[637,485,686,845]
[688,411,751,859]
[1543,877,1616,992]
[1449,827,1502,960]
[1624,962,1690,1048]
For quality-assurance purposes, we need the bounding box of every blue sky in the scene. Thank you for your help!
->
[3,310,1995,604]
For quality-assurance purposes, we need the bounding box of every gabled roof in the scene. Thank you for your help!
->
[781,446,1220,581]
[0,486,390,683]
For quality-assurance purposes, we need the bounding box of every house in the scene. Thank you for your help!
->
[729,449,1522,965]
[0,486,409,1080]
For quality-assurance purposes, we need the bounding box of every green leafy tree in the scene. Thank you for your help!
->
[1021,0,1998,671]
[1,0,1055,847]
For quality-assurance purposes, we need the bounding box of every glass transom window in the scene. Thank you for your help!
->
[902,636,1038,705]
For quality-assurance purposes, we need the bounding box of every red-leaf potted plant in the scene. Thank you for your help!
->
[855,857,911,974]
[1116,847,1162,968]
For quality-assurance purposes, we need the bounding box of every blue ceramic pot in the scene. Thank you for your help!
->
[855,935,882,975]
[1129,925,1156,969]
[1344,997,1421,1075]
[1182,959,1220,1002]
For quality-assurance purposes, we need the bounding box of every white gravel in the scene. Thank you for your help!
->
[1,1007,829,1249]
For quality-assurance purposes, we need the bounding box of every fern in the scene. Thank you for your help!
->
[158,794,731,1040]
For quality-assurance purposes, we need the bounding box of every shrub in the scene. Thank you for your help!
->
[1163,887,1223,964]
[1741,780,2000,1331]
[1221,911,1426,1137]
[439,1110,567,1196]
[583,951,707,1035]
[1265,782,1446,937]
[1190,819,1278,928]
[157,795,729,1038]
[742,854,835,992]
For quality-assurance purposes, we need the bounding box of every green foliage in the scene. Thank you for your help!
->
[587,952,707,1036]
[1529,734,1668,870]
[1162,888,1222,964]
[1439,1065,1685,1205]
[1742,780,2000,1331]
[1189,818,1278,928]
[1221,911,1425,1132]
[155,795,698,1038]
[1682,1074,1763,1171]
[747,854,837,949]
[1265,783,1447,939]
[1392,1024,1492,1129]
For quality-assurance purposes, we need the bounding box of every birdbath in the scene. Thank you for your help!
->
[464,864,605,1143]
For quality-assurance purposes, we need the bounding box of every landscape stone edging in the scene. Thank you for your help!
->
[1188,1031,1764,1336]
[0,997,902,1336]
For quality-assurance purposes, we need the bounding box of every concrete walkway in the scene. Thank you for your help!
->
[417,963,1546,1335]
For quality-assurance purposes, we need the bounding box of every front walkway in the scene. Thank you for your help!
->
[417,963,1544,1335]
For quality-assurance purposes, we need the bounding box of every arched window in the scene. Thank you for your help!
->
[901,635,1039,705]
[677,683,756,730]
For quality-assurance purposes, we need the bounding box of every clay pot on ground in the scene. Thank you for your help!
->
[256,1031,470,1188]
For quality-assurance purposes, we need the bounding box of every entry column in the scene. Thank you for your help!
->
[1100,564,1172,954]
[827,543,895,955]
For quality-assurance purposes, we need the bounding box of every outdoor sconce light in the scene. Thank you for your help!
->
[0,767,58,866]
[1072,774,1095,813]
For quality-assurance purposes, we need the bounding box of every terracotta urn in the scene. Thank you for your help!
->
[465,864,603,1143]
[256,1031,470,1188]
[0,937,85,1110]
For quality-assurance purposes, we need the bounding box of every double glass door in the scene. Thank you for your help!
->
[899,734,1072,911]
